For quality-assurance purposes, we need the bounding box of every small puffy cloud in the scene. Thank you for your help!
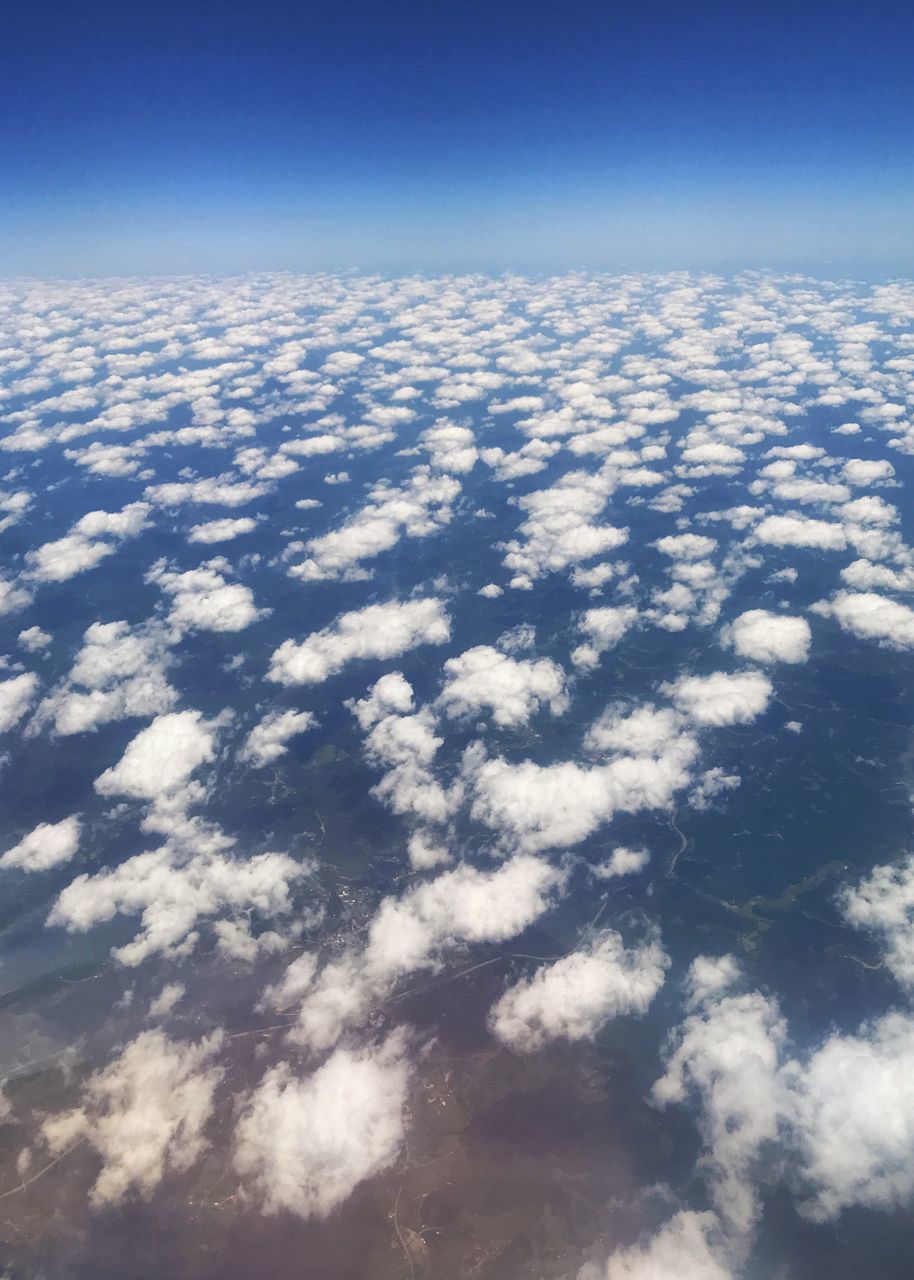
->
[30,620,175,736]
[842,458,895,486]
[41,1029,224,1207]
[720,610,811,664]
[812,591,914,649]
[662,671,772,727]
[502,471,628,584]
[654,533,717,560]
[188,516,259,544]
[0,815,80,873]
[753,514,846,551]
[572,606,639,670]
[438,645,569,727]
[239,708,316,767]
[0,671,38,732]
[652,980,787,1239]
[26,504,151,583]
[789,1011,914,1222]
[470,722,697,854]
[95,710,220,805]
[582,1210,733,1280]
[49,838,310,966]
[234,1031,410,1218]
[421,420,478,473]
[268,598,450,686]
[490,928,669,1052]
[18,625,51,653]
[0,576,32,617]
[840,855,914,986]
[348,671,415,729]
[148,559,268,633]
[592,846,650,879]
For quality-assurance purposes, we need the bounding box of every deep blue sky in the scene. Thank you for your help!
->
[3,0,913,276]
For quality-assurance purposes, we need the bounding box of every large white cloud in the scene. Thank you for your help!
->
[813,590,914,649]
[267,597,450,686]
[489,929,669,1052]
[662,671,773,727]
[0,671,38,732]
[41,1029,224,1207]
[234,1031,410,1218]
[0,815,80,872]
[720,609,811,664]
[438,645,569,727]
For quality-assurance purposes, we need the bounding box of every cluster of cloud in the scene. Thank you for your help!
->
[5,269,914,1261]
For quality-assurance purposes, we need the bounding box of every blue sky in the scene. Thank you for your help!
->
[3,0,913,275]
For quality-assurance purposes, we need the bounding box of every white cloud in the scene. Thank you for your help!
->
[239,708,316,767]
[591,846,650,878]
[18,625,51,653]
[720,610,811,664]
[41,1029,224,1207]
[662,671,772,727]
[188,516,259,544]
[49,836,310,966]
[789,1011,914,1222]
[470,718,698,854]
[0,671,38,732]
[654,533,717,560]
[268,597,450,686]
[0,815,80,873]
[572,606,639,669]
[147,559,268,633]
[234,1031,410,1218]
[752,514,847,551]
[652,969,787,1239]
[30,620,175,736]
[840,855,914,986]
[95,710,220,808]
[812,591,914,649]
[438,645,569,727]
[581,1211,734,1280]
[489,928,668,1052]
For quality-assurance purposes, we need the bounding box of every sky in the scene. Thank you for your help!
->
[3,0,914,276]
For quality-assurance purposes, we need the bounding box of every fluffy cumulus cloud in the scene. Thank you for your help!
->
[789,1012,914,1221]
[234,1031,411,1217]
[289,856,565,1050]
[653,969,787,1239]
[30,619,175,736]
[49,837,311,966]
[580,1211,734,1280]
[489,928,669,1052]
[720,609,812,664]
[752,513,847,551]
[438,645,569,727]
[840,855,914,986]
[26,503,151,583]
[812,591,914,649]
[94,710,221,810]
[662,671,773,727]
[188,516,259,544]
[41,1029,224,1207]
[239,708,317,767]
[148,558,268,633]
[268,597,450,686]
[0,815,80,872]
[11,270,914,1253]
[571,606,639,670]
[0,671,38,732]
